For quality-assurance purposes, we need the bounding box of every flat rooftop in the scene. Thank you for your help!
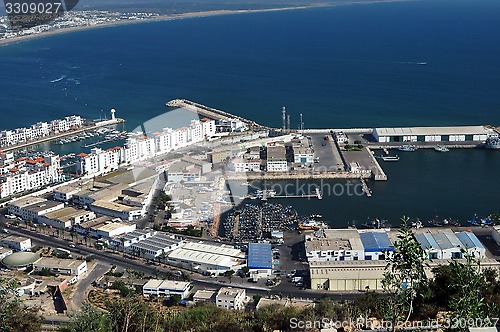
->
[91,200,139,213]
[96,222,135,233]
[143,279,190,291]
[34,257,84,269]
[1,235,30,243]
[44,207,89,221]
[374,126,492,136]
[8,196,46,208]
[24,200,63,213]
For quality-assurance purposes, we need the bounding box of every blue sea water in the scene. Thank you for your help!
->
[1,0,500,130]
[0,0,500,224]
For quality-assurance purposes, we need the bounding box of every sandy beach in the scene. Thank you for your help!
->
[0,5,326,47]
[0,0,413,47]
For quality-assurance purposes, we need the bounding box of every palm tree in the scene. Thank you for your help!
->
[70,231,76,243]
[119,237,126,255]
[83,233,89,246]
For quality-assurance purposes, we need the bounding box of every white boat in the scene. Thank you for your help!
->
[434,145,449,152]
[398,145,417,152]
[381,155,399,162]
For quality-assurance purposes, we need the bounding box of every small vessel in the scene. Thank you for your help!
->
[361,218,388,229]
[485,136,500,150]
[398,145,417,152]
[434,145,449,152]
[50,75,66,83]
[381,155,400,162]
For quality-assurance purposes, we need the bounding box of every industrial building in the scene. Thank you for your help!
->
[305,229,393,262]
[193,289,217,303]
[90,200,143,221]
[37,207,96,229]
[266,143,288,172]
[310,257,500,292]
[372,126,495,143]
[108,229,183,260]
[414,228,486,259]
[216,287,246,310]
[167,242,246,274]
[91,221,137,239]
[247,243,273,278]
[33,257,88,278]
[0,235,32,251]
[309,228,492,291]
[142,279,191,299]
[7,197,64,221]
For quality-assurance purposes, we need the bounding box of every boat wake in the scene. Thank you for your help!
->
[50,75,66,83]
[401,61,427,65]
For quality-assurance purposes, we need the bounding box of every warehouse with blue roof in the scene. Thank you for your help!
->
[414,229,485,259]
[359,231,394,260]
[247,243,272,279]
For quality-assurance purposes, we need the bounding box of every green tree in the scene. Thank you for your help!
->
[0,277,43,332]
[59,302,113,332]
[380,216,428,329]
[224,270,235,283]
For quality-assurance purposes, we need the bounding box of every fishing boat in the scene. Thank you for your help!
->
[434,145,449,152]
[381,155,399,162]
[398,145,417,152]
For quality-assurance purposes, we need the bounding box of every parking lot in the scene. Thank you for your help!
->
[309,134,344,172]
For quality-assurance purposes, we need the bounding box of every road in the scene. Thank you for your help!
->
[67,263,109,311]
[1,221,366,302]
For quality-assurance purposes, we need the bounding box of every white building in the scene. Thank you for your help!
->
[372,126,495,143]
[76,118,217,177]
[167,242,246,274]
[142,279,191,299]
[414,229,486,260]
[305,229,365,262]
[333,131,349,144]
[0,235,32,251]
[90,200,143,221]
[292,145,314,165]
[230,156,261,173]
[266,144,288,172]
[33,257,87,278]
[0,154,62,198]
[492,226,500,246]
[38,207,96,229]
[193,289,216,303]
[92,221,137,239]
[7,198,64,222]
[216,287,246,310]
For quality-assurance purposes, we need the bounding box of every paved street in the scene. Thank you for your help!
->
[310,133,344,172]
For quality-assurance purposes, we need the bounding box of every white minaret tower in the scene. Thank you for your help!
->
[110,108,116,120]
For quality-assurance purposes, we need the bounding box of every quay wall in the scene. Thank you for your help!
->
[226,170,372,181]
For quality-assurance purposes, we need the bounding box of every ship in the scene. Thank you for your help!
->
[381,155,399,162]
[434,145,449,152]
[398,145,417,152]
[485,136,500,150]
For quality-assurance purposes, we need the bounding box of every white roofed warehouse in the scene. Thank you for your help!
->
[167,242,246,274]
[372,126,495,143]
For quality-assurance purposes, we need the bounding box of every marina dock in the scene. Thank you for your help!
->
[2,118,125,152]
[359,177,372,197]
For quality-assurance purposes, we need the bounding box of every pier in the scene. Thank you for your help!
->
[257,187,322,200]
[359,177,372,197]
[166,99,268,130]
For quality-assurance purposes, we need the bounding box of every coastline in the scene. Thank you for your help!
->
[0,0,414,47]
